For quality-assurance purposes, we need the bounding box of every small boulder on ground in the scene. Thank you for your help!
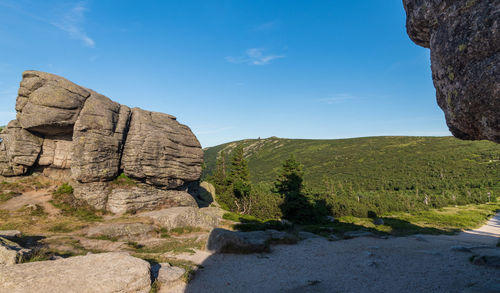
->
[0,252,151,293]
[206,228,271,254]
[0,230,22,240]
[151,263,186,293]
[0,237,31,265]
[471,254,500,269]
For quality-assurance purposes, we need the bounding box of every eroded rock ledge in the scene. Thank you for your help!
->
[0,71,204,212]
[403,0,499,143]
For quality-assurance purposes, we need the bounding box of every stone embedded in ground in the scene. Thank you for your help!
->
[152,262,186,291]
[0,237,31,266]
[86,223,156,240]
[0,252,151,293]
[0,231,21,240]
[471,254,500,269]
[142,206,223,230]
[206,228,271,254]
[0,70,204,212]
[403,0,500,143]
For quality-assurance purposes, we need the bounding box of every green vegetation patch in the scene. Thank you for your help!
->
[203,136,500,219]
[111,173,138,188]
[50,183,103,222]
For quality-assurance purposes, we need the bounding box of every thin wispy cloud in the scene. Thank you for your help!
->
[226,48,285,65]
[51,2,95,48]
[0,1,95,48]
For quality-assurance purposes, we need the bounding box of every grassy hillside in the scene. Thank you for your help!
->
[204,136,499,190]
[203,136,499,217]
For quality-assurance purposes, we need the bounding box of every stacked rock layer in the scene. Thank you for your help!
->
[0,71,204,212]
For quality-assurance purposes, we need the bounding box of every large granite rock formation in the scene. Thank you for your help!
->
[0,71,204,212]
[403,0,499,143]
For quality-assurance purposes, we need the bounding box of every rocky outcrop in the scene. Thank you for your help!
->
[0,70,204,212]
[403,0,500,143]
[0,252,151,293]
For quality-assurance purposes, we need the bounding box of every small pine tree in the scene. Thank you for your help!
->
[275,156,309,222]
[275,156,304,195]
[229,145,252,213]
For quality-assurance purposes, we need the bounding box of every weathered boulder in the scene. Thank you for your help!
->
[151,263,186,293]
[121,108,203,188]
[0,252,151,293]
[0,237,31,266]
[16,71,90,135]
[0,70,204,212]
[87,223,155,240]
[199,181,215,204]
[0,120,43,176]
[403,0,500,143]
[71,93,131,182]
[206,228,271,253]
[142,207,223,230]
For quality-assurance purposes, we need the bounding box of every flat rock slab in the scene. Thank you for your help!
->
[0,252,151,293]
[86,222,155,240]
[142,207,223,230]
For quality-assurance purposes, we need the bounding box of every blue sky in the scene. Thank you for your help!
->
[0,0,450,147]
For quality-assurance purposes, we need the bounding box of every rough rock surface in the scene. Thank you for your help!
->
[0,70,204,212]
[152,263,186,293]
[206,228,271,253]
[16,71,90,135]
[121,108,203,188]
[0,237,31,266]
[142,207,223,230]
[199,181,215,204]
[0,252,151,293]
[0,120,43,176]
[106,185,198,214]
[86,223,155,240]
[403,0,500,143]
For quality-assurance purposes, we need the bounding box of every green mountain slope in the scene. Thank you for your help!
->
[203,136,500,194]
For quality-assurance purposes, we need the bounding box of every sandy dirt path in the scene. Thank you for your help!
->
[183,214,500,293]
[0,189,59,216]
